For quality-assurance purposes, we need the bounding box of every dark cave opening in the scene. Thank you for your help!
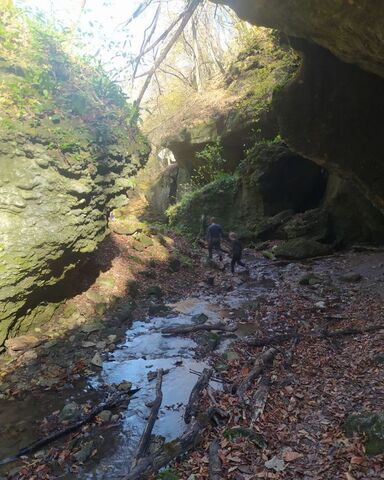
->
[260,153,328,216]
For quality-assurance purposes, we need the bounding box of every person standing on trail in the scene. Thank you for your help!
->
[206,217,223,261]
[229,231,246,274]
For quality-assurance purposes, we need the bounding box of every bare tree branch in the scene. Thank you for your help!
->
[134,0,202,108]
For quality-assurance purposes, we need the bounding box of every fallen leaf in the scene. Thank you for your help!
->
[350,456,364,465]
[265,456,285,472]
[283,451,303,462]
[345,473,356,480]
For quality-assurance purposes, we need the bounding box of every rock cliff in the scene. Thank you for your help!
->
[218,0,384,79]
[164,0,384,246]
[218,0,384,216]
[0,9,148,346]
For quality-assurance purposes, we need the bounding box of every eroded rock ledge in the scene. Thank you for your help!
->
[216,0,384,218]
[218,0,384,79]
[0,130,147,347]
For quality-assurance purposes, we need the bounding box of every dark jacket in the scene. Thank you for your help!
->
[230,239,243,258]
[207,223,223,242]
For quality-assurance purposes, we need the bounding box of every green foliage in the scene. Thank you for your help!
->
[189,141,227,188]
[166,173,239,237]
[0,7,146,160]
[170,248,193,269]
[166,192,194,226]
[157,469,179,480]
[227,27,298,121]
[126,279,139,299]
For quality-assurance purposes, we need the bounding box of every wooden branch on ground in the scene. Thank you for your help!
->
[352,244,384,253]
[125,407,228,480]
[284,336,300,369]
[184,367,213,424]
[236,348,277,400]
[209,438,222,480]
[189,368,225,384]
[250,373,271,424]
[0,390,135,466]
[245,324,384,347]
[161,322,237,335]
[133,369,163,465]
[323,324,384,337]
[245,333,296,347]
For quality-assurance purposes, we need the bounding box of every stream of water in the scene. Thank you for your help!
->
[0,257,279,479]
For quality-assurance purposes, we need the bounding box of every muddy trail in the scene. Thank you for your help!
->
[0,248,384,479]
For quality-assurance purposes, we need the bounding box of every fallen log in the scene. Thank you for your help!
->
[236,348,277,400]
[323,324,384,337]
[133,369,163,465]
[246,324,384,347]
[284,336,300,369]
[0,390,136,466]
[250,374,271,424]
[184,367,213,424]
[125,407,228,480]
[161,322,237,335]
[209,438,222,480]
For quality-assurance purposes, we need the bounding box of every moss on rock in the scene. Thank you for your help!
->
[0,8,149,345]
[274,238,332,260]
[345,412,384,456]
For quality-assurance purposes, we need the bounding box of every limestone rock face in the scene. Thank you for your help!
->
[0,132,146,345]
[274,39,384,216]
[165,106,277,176]
[218,0,384,79]
[168,140,384,244]
[168,143,327,239]
[4,335,43,356]
[217,1,384,219]
[0,11,149,345]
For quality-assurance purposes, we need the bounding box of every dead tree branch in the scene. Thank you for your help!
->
[125,407,228,480]
[135,0,202,108]
[236,348,277,400]
[184,367,213,424]
[161,322,237,336]
[250,373,271,424]
[245,324,384,347]
[133,369,163,465]
[0,391,135,466]
[209,438,222,480]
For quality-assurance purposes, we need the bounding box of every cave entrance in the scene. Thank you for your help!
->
[260,152,327,216]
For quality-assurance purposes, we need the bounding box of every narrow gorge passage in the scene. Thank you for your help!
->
[1,0,384,478]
